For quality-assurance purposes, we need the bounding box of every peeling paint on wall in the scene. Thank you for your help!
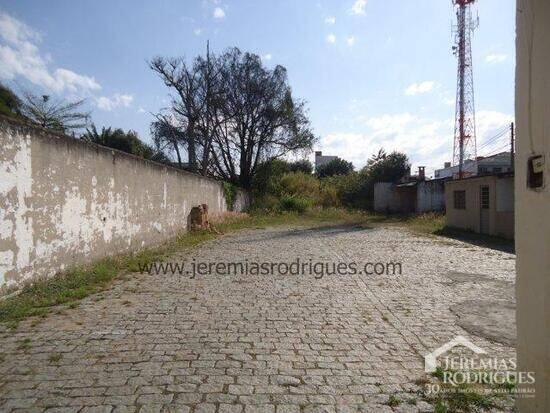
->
[0,130,33,287]
[0,118,249,291]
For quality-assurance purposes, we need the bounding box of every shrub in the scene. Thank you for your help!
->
[223,182,238,211]
[279,195,313,213]
[289,159,313,174]
[251,194,281,212]
[316,157,354,178]
[279,172,320,199]
[319,182,340,208]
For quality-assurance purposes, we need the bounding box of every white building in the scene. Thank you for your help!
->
[314,151,338,171]
[434,152,513,179]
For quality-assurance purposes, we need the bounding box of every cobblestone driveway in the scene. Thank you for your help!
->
[0,225,516,413]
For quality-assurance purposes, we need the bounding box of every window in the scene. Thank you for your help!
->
[481,186,490,209]
[454,190,466,209]
[493,167,502,173]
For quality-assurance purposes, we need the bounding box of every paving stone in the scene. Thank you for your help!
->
[0,226,516,413]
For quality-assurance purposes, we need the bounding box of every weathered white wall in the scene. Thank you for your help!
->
[373,182,399,213]
[0,117,248,291]
[416,180,446,213]
[515,0,550,411]
[496,178,514,212]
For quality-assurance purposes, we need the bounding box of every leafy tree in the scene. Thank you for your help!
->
[316,157,354,178]
[0,83,23,118]
[363,149,410,183]
[81,124,168,162]
[21,93,90,133]
[150,47,316,188]
[289,159,313,174]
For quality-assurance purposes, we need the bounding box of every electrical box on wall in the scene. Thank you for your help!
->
[527,155,545,189]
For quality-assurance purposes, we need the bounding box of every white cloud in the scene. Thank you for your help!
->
[213,7,226,19]
[351,0,367,15]
[137,107,146,114]
[320,109,514,172]
[96,93,134,111]
[405,81,435,96]
[346,36,355,46]
[0,11,100,93]
[325,16,336,25]
[476,110,514,155]
[443,97,455,106]
[485,54,507,64]
[321,112,450,169]
[194,28,203,36]
[326,33,336,44]
[262,53,272,61]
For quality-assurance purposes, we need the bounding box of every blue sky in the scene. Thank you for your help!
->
[0,0,515,175]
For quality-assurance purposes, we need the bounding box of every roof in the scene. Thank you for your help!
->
[446,171,514,183]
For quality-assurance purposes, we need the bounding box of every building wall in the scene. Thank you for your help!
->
[515,1,550,411]
[0,117,248,291]
[314,152,338,170]
[416,180,446,213]
[373,182,399,213]
[445,175,514,239]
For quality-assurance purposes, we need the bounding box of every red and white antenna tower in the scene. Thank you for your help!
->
[452,0,478,178]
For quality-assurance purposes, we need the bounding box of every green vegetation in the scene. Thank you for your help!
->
[223,182,238,211]
[251,149,410,213]
[402,213,446,235]
[387,395,401,407]
[0,83,23,119]
[315,157,354,178]
[423,367,514,413]
[81,124,168,162]
[48,353,63,363]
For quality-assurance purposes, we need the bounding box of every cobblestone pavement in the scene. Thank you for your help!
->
[0,225,517,412]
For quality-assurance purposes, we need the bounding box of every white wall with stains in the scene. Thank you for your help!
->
[0,117,248,291]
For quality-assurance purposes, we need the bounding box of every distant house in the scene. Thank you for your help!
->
[434,152,513,179]
[314,151,338,171]
[374,167,447,214]
[445,172,514,239]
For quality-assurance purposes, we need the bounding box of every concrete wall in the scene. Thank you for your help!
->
[375,181,445,214]
[515,0,550,411]
[374,182,399,213]
[0,117,248,291]
[417,180,446,213]
[445,175,514,239]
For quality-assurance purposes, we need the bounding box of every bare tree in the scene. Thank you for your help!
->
[21,93,90,134]
[150,47,316,188]
[150,57,205,172]
[150,113,188,168]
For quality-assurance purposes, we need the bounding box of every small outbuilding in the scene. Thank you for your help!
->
[374,178,447,214]
[445,172,514,239]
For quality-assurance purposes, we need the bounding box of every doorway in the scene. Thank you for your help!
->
[480,185,490,234]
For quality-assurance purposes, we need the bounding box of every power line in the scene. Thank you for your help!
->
[477,126,511,150]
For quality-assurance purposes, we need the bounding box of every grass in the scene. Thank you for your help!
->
[423,367,514,413]
[387,395,401,407]
[48,353,63,363]
[373,212,514,252]
[0,208,370,326]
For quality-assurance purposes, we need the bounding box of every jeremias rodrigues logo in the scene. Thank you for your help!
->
[424,335,535,392]
[424,335,486,373]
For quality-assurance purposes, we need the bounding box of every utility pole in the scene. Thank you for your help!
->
[452,0,478,178]
[510,122,515,172]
